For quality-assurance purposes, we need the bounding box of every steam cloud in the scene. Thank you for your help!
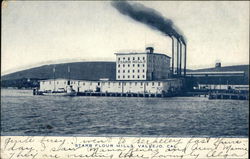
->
[111,1,186,44]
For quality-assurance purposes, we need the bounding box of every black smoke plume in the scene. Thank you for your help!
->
[111,1,186,44]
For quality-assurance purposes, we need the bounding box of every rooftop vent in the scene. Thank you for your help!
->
[215,62,221,68]
[146,47,154,53]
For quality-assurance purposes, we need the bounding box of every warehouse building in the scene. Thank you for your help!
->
[39,79,182,94]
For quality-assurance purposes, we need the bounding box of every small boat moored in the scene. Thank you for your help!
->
[42,86,77,96]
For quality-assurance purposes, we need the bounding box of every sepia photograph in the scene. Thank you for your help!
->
[1,1,249,158]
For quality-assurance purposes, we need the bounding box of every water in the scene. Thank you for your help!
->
[1,89,249,137]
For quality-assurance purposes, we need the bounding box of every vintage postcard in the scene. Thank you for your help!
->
[1,1,249,159]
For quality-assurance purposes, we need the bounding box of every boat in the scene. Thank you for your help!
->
[42,86,77,96]
[35,65,77,96]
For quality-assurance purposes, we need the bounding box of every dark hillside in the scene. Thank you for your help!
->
[2,62,116,81]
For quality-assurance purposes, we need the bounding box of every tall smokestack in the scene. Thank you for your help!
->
[171,36,175,75]
[176,40,179,76]
[179,40,182,76]
[184,44,187,76]
[111,1,187,77]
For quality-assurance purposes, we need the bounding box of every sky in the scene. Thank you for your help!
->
[2,1,249,75]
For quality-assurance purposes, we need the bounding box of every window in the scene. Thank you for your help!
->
[128,57,130,60]
[143,57,145,60]
[108,82,110,86]
[135,82,137,86]
[129,82,132,86]
[118,64,120,68]
[138,70,140,73]
[124,82,126,86]
[133,70,135,73]
[133,64,135,67]
[147,83,149,86]
[138,57,140,60]
[119,82,121,86]
[118,58,120,61]
[128,70,130,73]
[158,82,161,86]
[128,64,130,67]
[123,57,125,60]
[132,75,135,78]
[133,57,135,60]
[83,83,85,86]
[141,82,143,86]
[118,70,120,73]
[143,69,145,72]
[123,70,125,73]
[118,75,120,79]
[123,64,125,67]
[138,75,140,78]
[143,75,145,78]
[128,75,130,78]
[138,64,140,67]
[123,75,125,78]
[152,82,154,86]
[142,64,145,67]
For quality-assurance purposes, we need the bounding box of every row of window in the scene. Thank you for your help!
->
[99,82,161,86]
[118,56,164,61]
[43,81,74,84]
[118,63,145,68]
[119,81,161,86]
[43,81,161,86]
[117,75,145,79]
[118,56,145,61]
[118,69,145,73]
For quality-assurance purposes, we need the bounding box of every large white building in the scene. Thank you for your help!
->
[115,47,171,81]
[39,79,182,94]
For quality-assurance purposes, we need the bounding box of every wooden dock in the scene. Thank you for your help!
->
[76,92,174,98]
[209,93,249,100]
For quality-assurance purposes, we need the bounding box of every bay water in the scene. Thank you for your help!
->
[1,89,248,137]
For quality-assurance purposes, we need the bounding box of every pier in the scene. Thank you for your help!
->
[76,92,171,98]
[209,92,249,100]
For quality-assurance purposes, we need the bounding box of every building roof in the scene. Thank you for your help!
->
[186,71,245,77]
[115,52,171,59]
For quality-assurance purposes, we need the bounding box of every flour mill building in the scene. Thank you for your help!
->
[39,47,183,96]
[116,47,171,81]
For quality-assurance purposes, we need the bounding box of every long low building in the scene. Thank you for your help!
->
[186,71,245,77]
[195,84,249,91]
[39,78,183,94]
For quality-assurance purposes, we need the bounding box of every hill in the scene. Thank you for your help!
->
[2,62,116,81]
[1,62,116,88]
